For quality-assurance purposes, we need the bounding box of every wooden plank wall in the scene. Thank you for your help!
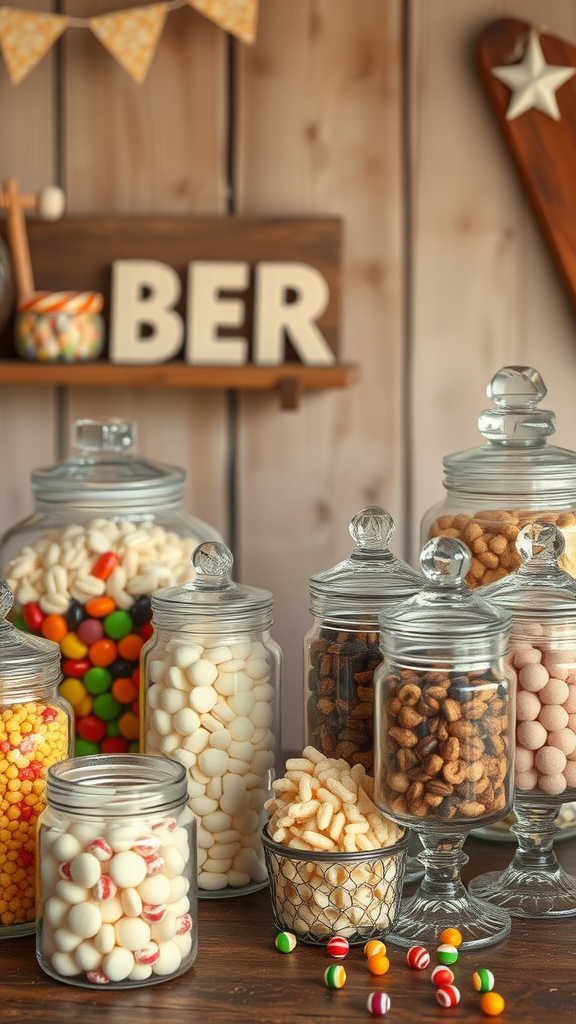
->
[3,0,576,749]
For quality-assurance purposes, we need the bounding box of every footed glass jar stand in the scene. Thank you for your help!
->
[469,522,576,917]
[374,537,514,949]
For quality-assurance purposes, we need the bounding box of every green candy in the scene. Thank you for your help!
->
[75,738,100,756]
[437,944,458,965]
[84,666,112,695]
[13,612,31,633]
[106,719,122,737]
[93,693,122,721]
[103,610,133,640]
[275,931,297,954]
[128,741,140,754]
[473,968,495,993]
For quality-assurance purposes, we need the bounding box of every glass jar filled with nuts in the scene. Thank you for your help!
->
[373,536,514,950]
[304,507,422,775]
[421,366,576,590]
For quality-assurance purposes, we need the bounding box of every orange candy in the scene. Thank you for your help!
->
[118,711,139,741]
[480,993,505,1016]
[364,940,386,958]
[118,633,144,661]
[84,597,116,619]
[88,638,117,667]
[40,615,68,644]
[367,952,390,976]
[111,677,139,705]
[440,927,463,948]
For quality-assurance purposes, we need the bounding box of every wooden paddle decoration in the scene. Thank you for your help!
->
[478,19,576,316]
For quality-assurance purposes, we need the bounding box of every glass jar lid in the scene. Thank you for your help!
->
[308,506,422,617]
[0,579,61,684]
[151,541,273,631]
[31,418,185,507]
[442,366,576,498]
[378,536,511,659]
[483,521,576,623]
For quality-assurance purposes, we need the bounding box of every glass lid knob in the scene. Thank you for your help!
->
[192,541,234,585]
[420,536,471,585]
[477,365,555,447]
[516,521,565,563]
[0,579,13,618]
[349,506,395,550]
[73,419,136,452]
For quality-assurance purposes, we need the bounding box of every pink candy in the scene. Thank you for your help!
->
[135,942,160,965]
[87,837,113,861]
[93,875,117,900]
[143,854,164,875]
[142,903,167,924]
[176,913,192,935]
[58,862,72,880]
[86,970,110,984]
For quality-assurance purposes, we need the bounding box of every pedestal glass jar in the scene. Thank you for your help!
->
[36,753,196,987]
[421,366,576,589]
[469,522,576,917]
[0,579,71,939]
[0,418,221,755]
[374,536,514,949]
[143,541,281,898]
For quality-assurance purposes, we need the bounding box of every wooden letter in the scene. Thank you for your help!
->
[109,259,184,364]
[186,261,249,365]
[253,262,334,366]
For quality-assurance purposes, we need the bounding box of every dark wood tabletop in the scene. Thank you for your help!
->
[2,835,576,1023]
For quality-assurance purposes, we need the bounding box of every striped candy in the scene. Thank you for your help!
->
[364,939,386,958]
[407,945,430,969]
[431,965,455,987]
[367,992,391,1016]
[436,984,461,1008]
[437,943,459,965]
[275,931,297,953]
[327,936,349,958]
[324,965,346,989]
[473,968,495,993]
[18,291,104,315]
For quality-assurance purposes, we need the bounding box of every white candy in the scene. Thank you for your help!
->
[190,796,218,817]
[103,946,135,982]
[44,897,69,929]
[152,940,182,976]
[227,869,251,888]
[166,665,191,690]
[198,749,229,777]
[55,880,90,905]
[201,713,224,733]
[69,852,102,888]
[228,692,255,717]
[174,645,203,669]
[115,916,151,951]
[94,923,116,954]
[99,896,124,924]
[75,940,104,971]
[252,682,275,703]
[189,687,218,714]
[173,748,197,770]
[110,851,148,888]
[251,702,274,729]
[173,931,193,958]
[153,709,173,736]
[245,659,269,680]
[206,775,223,800]
[188,660,219,687]
[204,857,233,873]
[229,717,255,742]
[231,642,252,660]
[197,827,215,849]
[55,927,82,952]
[160,689,189,714]
[52,951,81,977]
[228,740,254,763]
[166,895,190,917]
[160,734,180,754]
[108,825,144,853]
[214,675,236,697]
[137,873,172,905]
[219,787,250,816]
[198,871,229,891]
[68,902,102,939]
[227,757,250,775]
[205,646,232,665]
[53,833,83,862]
[202,810,232,833]
[121,888,143,917]
[151,912,177,942]
[173,707,201,736]
[129,962,153,981]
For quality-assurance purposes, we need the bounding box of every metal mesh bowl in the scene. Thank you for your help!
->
[261,823,410,945]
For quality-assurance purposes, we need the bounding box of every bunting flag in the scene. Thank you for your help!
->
[187,0,258,44]
[89,4,167,84]
[0,7,68,85]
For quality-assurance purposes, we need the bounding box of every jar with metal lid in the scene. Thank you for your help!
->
[304,507,422,774]
[0,418,221,757]
[373,536,514,949]
[142,540,281,898]
[421,366,576,589]
[469,522,576,918]
[0,579,71,940]
[36,753,196,987]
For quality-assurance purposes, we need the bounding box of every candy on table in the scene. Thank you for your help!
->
[431,966,455,987]
[406,945,430,969]
[480,992,505,1016]
[327,936,349,958]
[324,964,346,989]
[473,968,495,993]
[436,984,461,1007]
[275,931,297,953]
[437,943,459,965]
[0,701,68,929]
[367,951,390,976]
[367,992,391,1016]
[439,927,462,948]
[364,939,386,958]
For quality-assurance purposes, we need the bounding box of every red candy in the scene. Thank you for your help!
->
[132,837,161,857]
[77,715,107,743]
[101,737,129,754]
[140,622,153,641]
[327,936,349,958]
[431,966,455,987]
[135,942,160,965]
[58,862,72,880]
[142,903,167,924]
[22,602,44,631]
[41,707,58,722]
[91,551,120,580]
[436,985,460,1008]
[176,913,192,935]
[62,659,91,678]
[143,853,164,875]
[93,875,117,900]
[407,946,430,970]
[86,970,110,984]
[87,837,113,861]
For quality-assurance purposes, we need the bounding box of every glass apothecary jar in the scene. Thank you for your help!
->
[373,536,514,949]
[0,418,221,757]
[37,754,196,987]
[421,366,576,590]
[0,579,72,940]
[143,541,281,899]
[304,507,422,774]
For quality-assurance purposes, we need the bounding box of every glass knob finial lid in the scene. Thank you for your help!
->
[192,541,234,587]
[420,536,471,586]
[516,521,565,564]
[73,419,136,452]
[478,365,555,447]
[349,506,395,550]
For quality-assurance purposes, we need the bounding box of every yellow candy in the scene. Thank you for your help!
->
[60,632,88,660]
[59,678,87,707]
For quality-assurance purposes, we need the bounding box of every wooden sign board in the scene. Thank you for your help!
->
[0,216,341,365]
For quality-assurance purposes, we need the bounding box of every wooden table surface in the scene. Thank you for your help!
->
[2,835,576,1023]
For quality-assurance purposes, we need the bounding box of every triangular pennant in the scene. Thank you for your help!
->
[187,0,258,45]
[0,7,67,85]
[89,3,166,84]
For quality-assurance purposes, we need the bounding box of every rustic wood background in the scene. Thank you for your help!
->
[3,0,576,750]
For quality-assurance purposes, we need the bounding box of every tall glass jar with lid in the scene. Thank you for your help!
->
[142,540,281,899]
[421,366,576,590]
[0,579,72,939]
[0,418,221,756]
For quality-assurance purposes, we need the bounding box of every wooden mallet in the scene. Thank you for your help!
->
[0,178,65,305]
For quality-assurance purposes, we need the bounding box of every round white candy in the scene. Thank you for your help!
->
[228,740,254,762]
[108,825,145,853]
[198,748,229,777]
[137,873,172,904]
[166,895,190,917]
[206,775,223,800]
[121,888,143,917]
[68,902,102,939]
[214,675,236,697]
[52,951,81,977]
[151,940,182,976]
[188,659,219,687]
[69,852,101,889]
[151,912,177,942]
[211,701,235,723]
[44,896,69,929]
[55,880,90,905]
[218,659,247,674]
[129,962,153,981]
[204,857,233,874]
[53,833,83,863]
[252,682,275,703]
[209,729,231,751]
[153,709,173,736]
[103,946,135,982]
[203,810,232,833]
[173,931,193,958]
[189,687,218,714]
[160,689,189,714]
[231,642,252,660]
[198,871,229,891]
[197,827,215,849]
[115,916,151,951]
[160,734,180,754]
[174,645,203,669]
[168,876,190,902]
[183,726,210,754]
[165,665,191,690]
[99,896,124,924]
[54,928,82,952]
[110,851,148,888]
[245,659,269,680]
[173,748,197,770]
[190,796,218,817]
[219,787,250,816]
[251,702,273,729]
[229,717,254,742]
[94,923,116,954]
[204,647,232,665]
[228,693,255,717]
[68,822,102,845]
[173,707,201,736]
[75,940,104,972]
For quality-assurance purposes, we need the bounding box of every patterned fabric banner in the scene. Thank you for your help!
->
[0,8,67,85]
[187,0,258,44]
[89,4,167,84]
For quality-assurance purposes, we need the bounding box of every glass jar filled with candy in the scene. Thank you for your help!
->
[37,754,196,987]
[142,541,281,899]
[373,536,514,949]
[0,579,72,939]
[469,522,576,917]
[0,418,221,757]
[421,366,576,590]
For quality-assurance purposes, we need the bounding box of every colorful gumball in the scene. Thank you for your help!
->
[327,936,349,959]
[275,931,297,953]
[364,939,386,958]
[437,943,459,965]
[324,965,346,989]
[480,992,505,1016]
[367,992,391,1017]
[473,969,495,993]
[431,966,455,987]
[440,927,463,948]
[367,952,390,976]
[407,945,430,969]
[436,984,461,1008]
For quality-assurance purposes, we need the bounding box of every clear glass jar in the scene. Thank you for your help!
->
[469,522,576,917]
[421,366,576,589]
[0,579,72,940]
[373,536,514,949]
[37,753,196,987]
[304,507,422,774]
[0,418,221,757]
[143,541,281,899]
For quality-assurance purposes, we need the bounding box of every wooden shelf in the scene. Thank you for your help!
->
[0,360,358,409]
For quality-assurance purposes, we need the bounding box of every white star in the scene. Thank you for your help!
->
[491,30,576,121]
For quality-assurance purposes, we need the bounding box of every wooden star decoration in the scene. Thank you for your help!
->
[492,29,576,120]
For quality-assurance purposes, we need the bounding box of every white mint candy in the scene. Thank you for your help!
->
[173,748,197,770]
[227,757,250,775]
[160,734,180,754]
[99,896,124,924]
[228,693,255,717]
[228,741,254,763]
[69,852,101,888]
[121,888,143,917]
[168,876,190,902]
[245,659,269,680]
[186,779,206,799]
[200,712,224,733]
[103,946,135,982]
[191,765,213,787]
[203,810,232,833]
[206,775,223,800]
[55,927,82,952]
[231,642,252,660]
[152,940,182,976]
[190,796,218,817]
[53,833,83,862]
[68,902,102,939]
[153,709,173,736]
[209,730,231,752]
[160,689,188,714]
[108,825,144,853]
[69,822,102,845]
[110,851,148,888]
[198,749,229,777]
[52,951,81,977]
[204,857,233,874]
[197,827,215,850]
[189,688,218,714]
[55,880,90,905]
[229,717,254,742]
[251,702,273,729]
[166,664,191,688]
[94,923,116,954]
[227,869,251,888]
[44,897,69,929]
[210,841,240,860]
[173,707,201,736]
[219,788,249,816]
[205,647,232,665]
[184,727,210,754]
[138,873,172,904]
[151,912,177,942]
[233,673,254,693]
[173,931,192,958]
[214,676,236,697]
[252,682,275,703]
[166,895,190,917]
[75,940,104,972]
[197,849,207,868]
[149,658,170,683]
[115,917,151,951]
[198,871,228,891]
[174,645,203,669]
[211,701,235,724]
[188,660,218,687]
[129,962,153,981]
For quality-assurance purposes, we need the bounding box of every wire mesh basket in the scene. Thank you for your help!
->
[261,823,410,945]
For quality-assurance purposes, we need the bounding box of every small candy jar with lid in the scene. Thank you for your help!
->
[0,417,221,756]
[0,579,71,939]
[373,536,514,949]
[36,753,196,987]
[470,523,576,917]
[143,541,281,898]
[421,365,576,589]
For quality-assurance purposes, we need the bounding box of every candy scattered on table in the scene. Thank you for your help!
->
[367,991,391,1016]
[437,943,459,965]
[431,966,455,987]
[367,951,390,976]
[407,945,430,969]
[275,931,297,953]
[473,968,495,993]
[327,936,349,958]
[364,939,386,958]
[439,927,462,948]
[436,984,461,1007]
[480,991,505,1016]
[324,964,346,989]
